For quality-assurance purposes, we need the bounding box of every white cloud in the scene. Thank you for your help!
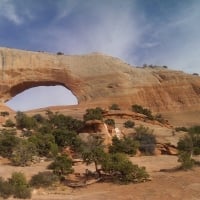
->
[138,1,200,74]
[0,0,35,25]
[0,0,22,24]
[32,0,144,63]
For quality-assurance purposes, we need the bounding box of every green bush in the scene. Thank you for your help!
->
[175,127,188,132]
[154,114,165,123]
[11,140,37,166]
[15,111,37,130]
[48,154,74,176]
[0,111,9,117]
[53,129,81,150]
[0,177,13,199]
[0,131,20,158]
[131,105,153,120]
[101,153,149,183]
[104,119,115,127]
[109,104,120,110]
[9,172,31,199]
[28,133,58,157]
[30,171,59,188]
[109,136,139,156]
[83,107,103,121]
[124,120,135,128]
[3,119,15,127]
[178,151,194,170]
[134,126,156,155]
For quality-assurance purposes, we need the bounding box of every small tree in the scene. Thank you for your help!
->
[109,136,139,156]
[83,107,103,121]
[80,135,106,176]
[101,153,149,183]
[48,154,74,176]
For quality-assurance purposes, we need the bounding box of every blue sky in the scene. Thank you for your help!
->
[1,0,200,111]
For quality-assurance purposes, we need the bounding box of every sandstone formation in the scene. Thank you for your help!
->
[1,47,200,113]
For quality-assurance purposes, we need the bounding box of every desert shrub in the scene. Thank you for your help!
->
[175,127,188,132]
[49,114,84,132]
[32,114,46,123]
[53,129,82,151]
[9,172,31,199]
[57,52,64,55]
[11,140,37,166]
[177,135,193,153]
[83,107,103,121]
[104,118,115,127]
[134,126,156,155]
[124,120,135,128]
[0,131,20,158]
[15,111,37,130]
[30,171,59,188]
[109,104,120,110]
[154,114,165,123]
[101,153,149,183]
[131,105,153,120]
[3,119,15,127]
[0,177,13,199]
[178,151,194,170]
[109,136,139,156]
[0,111,9,117]
[48,154,74,176]
[28,133,58,157]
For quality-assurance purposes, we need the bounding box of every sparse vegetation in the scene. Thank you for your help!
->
[132,104,153,120]
[104,118,115,127]
[0,111,9,117]
[175,127,188,132]
[3,119,15,127]
[83,107,103,121]
[124,120,135,128]
[109,104,120,110]
[134,125,156,155]
[177,125,200,169]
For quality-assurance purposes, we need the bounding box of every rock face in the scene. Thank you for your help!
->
[1,47,200,112]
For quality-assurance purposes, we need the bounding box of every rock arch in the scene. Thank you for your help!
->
[1,47,200,113]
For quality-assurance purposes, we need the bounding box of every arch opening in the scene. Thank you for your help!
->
[6,85,78,111]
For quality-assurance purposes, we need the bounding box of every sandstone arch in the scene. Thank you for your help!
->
[1,47,200,113]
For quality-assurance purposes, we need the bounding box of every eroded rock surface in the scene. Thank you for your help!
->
[1,47,200,112]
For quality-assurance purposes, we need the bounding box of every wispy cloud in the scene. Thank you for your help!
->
[137,1,200,73]
[30,0,145,63]
[0,0,23,24]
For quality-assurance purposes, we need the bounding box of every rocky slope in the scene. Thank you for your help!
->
[0,47,200,113]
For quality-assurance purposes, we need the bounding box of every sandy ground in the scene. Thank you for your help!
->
[1,155,199,200]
